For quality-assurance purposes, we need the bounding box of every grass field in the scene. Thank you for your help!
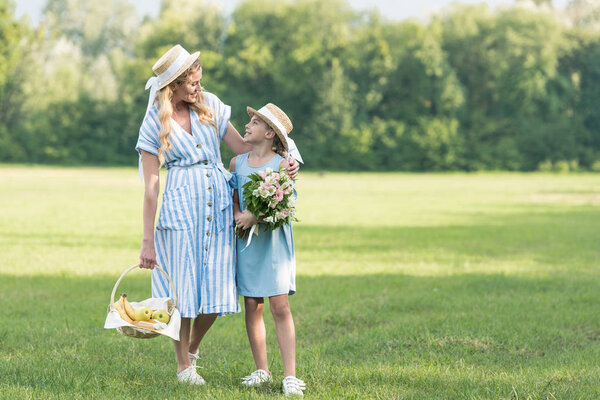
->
[1,166,600,399]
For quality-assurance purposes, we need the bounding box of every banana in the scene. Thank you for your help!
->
[113,297,135,324]
[132,320,160,330]
[121,294,137,321]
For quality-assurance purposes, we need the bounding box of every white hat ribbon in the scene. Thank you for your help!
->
[285,136,303,164]
[257,106,304,164]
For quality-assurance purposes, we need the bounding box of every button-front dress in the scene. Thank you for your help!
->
[135,92,240,318]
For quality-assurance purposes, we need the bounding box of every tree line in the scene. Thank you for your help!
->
[2,0,600,171]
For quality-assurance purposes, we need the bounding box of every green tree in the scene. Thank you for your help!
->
[0,0,33,162]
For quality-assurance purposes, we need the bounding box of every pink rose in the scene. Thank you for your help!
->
[272,173,280,181]
[261,182,272,190]
[258,171,267,180]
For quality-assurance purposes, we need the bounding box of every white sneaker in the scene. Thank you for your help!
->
[282,376,306,396]
[241,369,272,387]
[188,351,199,368]
[177,366,206,385]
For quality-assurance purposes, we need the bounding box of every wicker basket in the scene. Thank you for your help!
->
[107,264,178,339]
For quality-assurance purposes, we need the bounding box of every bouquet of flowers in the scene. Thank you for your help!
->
[237,167,297,241]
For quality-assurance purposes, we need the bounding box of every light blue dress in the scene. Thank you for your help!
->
[135,91,240,318]
[233,152,296,298]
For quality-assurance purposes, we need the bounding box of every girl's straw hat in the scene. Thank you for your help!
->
[143,45,200,117]
[152,44,200,89]
[247,104,304,163]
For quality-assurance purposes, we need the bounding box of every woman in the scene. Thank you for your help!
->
[135,45,299,384]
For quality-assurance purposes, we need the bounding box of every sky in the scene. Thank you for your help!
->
[15,0,571,25]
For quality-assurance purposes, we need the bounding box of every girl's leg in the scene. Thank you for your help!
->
[189,313,218,354]
[173,317,192,373]
[269,294,295,377]
[245,297,269,372]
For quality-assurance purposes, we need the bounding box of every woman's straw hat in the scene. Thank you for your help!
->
[143,44,200,119]
[247,103,304,163]
[152,44,200,89]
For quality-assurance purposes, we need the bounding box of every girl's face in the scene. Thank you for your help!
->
[244,115,273,144]
[171,68,202,105]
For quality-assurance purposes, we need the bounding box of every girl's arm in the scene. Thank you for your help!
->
[223,121,300,178]
[139,150,160,269]
[230,155,258,229]
[230,157,242,219]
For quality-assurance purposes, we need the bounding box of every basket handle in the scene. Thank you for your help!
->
[109,264,178,309]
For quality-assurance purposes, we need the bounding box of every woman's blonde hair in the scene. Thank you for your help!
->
[156,59,217,164]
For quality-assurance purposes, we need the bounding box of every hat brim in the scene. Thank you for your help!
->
[158,51,201,90]
[247,106,288,152]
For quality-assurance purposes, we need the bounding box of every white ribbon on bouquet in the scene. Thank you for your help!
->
[242,224,259,251]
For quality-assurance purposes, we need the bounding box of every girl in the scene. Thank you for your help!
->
[229,103,306,396]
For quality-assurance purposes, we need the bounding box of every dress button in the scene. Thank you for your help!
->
[196,144,202,149]
[206,172,211,177]
[207,216,212,222]
[208,187,213,192]
[207,201,213,207]
[206,231,211,236]
[202,160,208,165]
[204,246,208,251]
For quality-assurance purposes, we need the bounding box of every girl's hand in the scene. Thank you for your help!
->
[235,210,258,230]
[139,240,157,269]
[287,157,299,179]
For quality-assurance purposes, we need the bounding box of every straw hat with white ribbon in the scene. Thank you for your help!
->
[247,103,304,164]
[144,44,200,116]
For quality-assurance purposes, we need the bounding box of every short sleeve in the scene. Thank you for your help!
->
[135,107,161,156]
[229,172,239,190]
[204,91,231,140]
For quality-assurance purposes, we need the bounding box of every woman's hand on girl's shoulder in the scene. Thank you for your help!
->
[286,157,299,179]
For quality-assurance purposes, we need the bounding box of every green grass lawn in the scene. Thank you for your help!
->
[1,166,599,399]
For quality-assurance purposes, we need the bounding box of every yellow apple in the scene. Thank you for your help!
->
[134,306,151,321]
[151,309,170,324]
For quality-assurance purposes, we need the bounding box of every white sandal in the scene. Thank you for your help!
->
[241,369,272,387]
[177,365,206,385]
[282,376,306,396]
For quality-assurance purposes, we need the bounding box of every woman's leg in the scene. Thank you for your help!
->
[173,317,192,373]
[245,297,269,372]
[269,294,295,377]
[189,313,218,354]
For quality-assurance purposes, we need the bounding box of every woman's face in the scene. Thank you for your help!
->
[171,68,202,105]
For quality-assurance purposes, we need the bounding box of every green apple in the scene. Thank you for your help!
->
[151,309,170,324]
[134,306,151,321]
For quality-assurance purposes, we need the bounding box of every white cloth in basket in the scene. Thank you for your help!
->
[104,297,181,341]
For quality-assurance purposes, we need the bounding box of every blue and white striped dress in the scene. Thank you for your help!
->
[135,91,240,318]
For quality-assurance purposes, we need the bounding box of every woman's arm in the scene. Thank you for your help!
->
[223,122,251,155]
[223,121,300,178]
[140,150,160,269]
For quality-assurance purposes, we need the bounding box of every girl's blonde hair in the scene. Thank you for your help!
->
[156,59,217,164]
